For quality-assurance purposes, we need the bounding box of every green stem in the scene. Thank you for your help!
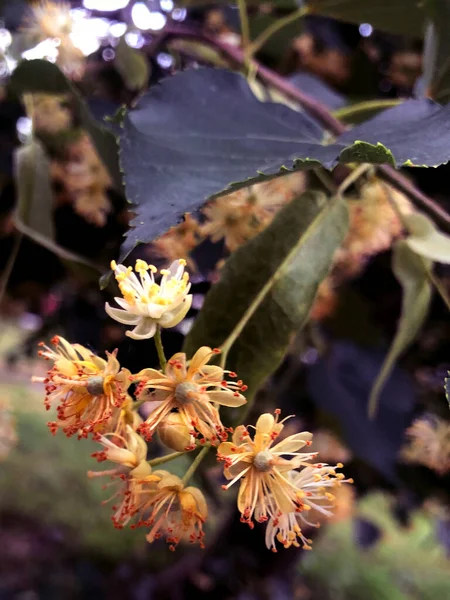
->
[333,99,402,121]
[154,326,167,370]
[237,0,250,49]
[0,232,23,307]
[181,446,210,485]
[337,164,373,197]
[419,257,450,312]
[132,398,149,411]
[245,6,308,61]
[148,451,185,468]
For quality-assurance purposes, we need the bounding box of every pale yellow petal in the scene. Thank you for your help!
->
[208,390,247,407]
[272,432,313,454]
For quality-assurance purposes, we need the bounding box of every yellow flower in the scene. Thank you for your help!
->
[402,416,450,476]
[106,259,192,340]
[88,425,157,529]
[264,462,352,552]
[35,336,131,438]
[217,410,314,526]
[135,471,208,550]
[135,346,247,443]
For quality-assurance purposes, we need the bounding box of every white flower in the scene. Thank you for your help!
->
[105,259,192,340]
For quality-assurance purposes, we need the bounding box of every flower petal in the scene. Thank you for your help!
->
[185,486,208,518]
[158,295,192,328]
[126,318,157,340]
[105,303,140,325]
[232,425,248,445]
[255,413,275,435]
[217,442,236,456]
[187,346,214,373]
[272,432,313,454]
[208,390,247,407]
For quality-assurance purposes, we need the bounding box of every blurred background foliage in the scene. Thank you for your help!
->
[0,1,450,599]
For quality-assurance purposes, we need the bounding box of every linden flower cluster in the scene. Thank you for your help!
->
[35,257,351,552]
[402,416,450,476]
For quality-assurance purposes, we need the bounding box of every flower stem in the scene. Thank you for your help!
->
[337,164,373,197]
[181,446,210,485]
[245,6,308,61]
[333,99,402,121]
[154,326,167,370]
[148,451,185,467]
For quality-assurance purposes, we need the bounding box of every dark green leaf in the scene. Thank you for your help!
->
[9,59,122,191]
[184,192,349,403]
[13,140,102,273]
[368,242,432,418]
[306,0,426,37]
[118,69,450,264]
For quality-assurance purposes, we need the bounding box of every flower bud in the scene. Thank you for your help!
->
[157,413,195,452]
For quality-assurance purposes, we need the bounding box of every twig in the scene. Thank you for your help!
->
[237,0,250,49]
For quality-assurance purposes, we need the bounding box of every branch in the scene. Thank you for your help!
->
[155,25,450,233]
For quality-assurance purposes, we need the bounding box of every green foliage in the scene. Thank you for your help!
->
[368,242,432,418]
[0,385,143,559]
[184,192,349,405]
[301,494,450,600]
